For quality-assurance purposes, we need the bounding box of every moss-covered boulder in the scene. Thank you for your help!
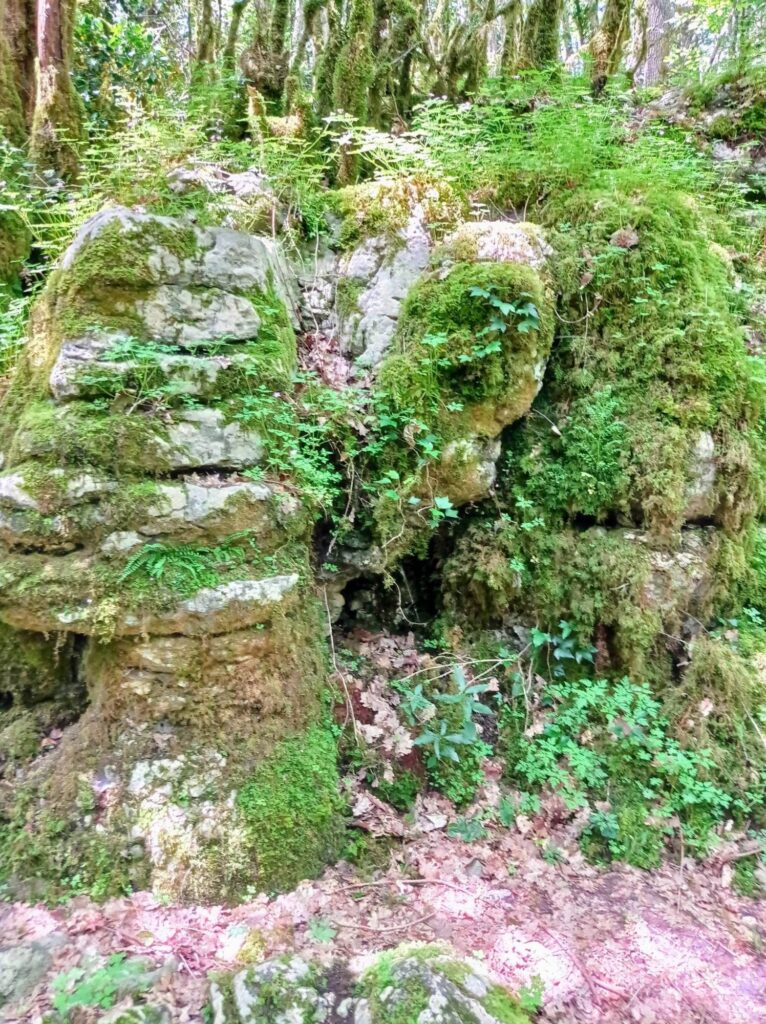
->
[209,946,532,1024]
[0,209,343,903]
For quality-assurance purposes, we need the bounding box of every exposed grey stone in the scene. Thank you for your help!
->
[0,471,37,510]
[135,286,261,347]
[120,574,300,635]
[337,214,431,368]
[0,468,116,511]
[684,431,717,521]
[101,530,143,554]
[142,480,278,533]
[164,409,264,470]
[0,941,56,1008]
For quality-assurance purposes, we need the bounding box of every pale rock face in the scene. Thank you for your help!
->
[443,220,553,269]
[0,468,117,511]
[684,431,717,521]
[164,409,265,470]
[632,527,717,614]
[336,214,431,369]
[120,574,300,636]
[135,286,262,347]
[125,752,250,904]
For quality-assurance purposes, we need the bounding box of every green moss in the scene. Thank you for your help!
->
[379,261,554,439]
[0,620,73,705]
[482,985,534,1024]
[508,182,765,534]
[733,856,764,897]
[0,711,41,764]
[335,277,363,319]
[236,722,344,893]
[9,400,173,476]
[359,946,531,1024]
[444,522,667,680]
[664,634,766,814]
[0,799,134,902]
[371,768,421,811]
[244,281,297,382]
[335,174,464,248]
[64,216,198,294]
[0,208,31,287]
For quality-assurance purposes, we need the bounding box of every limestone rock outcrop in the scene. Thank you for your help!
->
[0,208,341,902]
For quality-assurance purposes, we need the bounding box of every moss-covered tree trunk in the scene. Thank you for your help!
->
[589,0,632,93]
[501,0,524,74]
[332,0,375,181]
[30,0,84,178]
[223,0,251,67]
[519,0,564,69]
[0,0,29,145]
[194,0,216,74]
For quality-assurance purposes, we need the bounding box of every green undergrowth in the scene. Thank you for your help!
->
[500,670,766,865]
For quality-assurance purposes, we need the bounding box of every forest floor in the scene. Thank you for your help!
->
[4,765,766,1023]
[4,632,766,1023]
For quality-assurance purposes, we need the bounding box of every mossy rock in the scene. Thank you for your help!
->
[506,182,765,534]
[358,945,532,1024]
[335,173,465,249]
[443,523,718,681]
[379,261,554,438]
[209,947,531,1024]
[210,956,333,1023]
[0,620,75,706]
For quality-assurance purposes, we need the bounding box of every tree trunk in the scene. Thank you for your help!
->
[2,0,36,138]
[195,0,216,70]
[641,0,673,85]
[501,0,524,73]
[31,0,83,178]
[223,0,252,67]
[519,0,564,69]
[0,0,27,144]
[590,0,632,93]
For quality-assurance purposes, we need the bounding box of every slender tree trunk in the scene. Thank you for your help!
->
[195,0,216,70]
[223,0,254,76]
[2,0,36,134]
[501,0,524,71]
[590,0,632,93]
[0,0,27,144]
[641,0,673,85]
[31,0,83,178]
